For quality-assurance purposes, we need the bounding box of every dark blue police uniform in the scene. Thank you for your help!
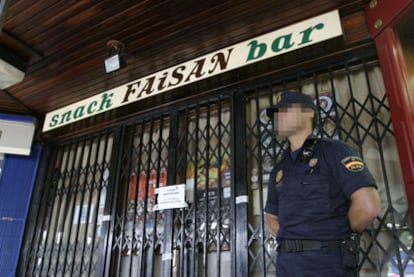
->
[265,135,377,277]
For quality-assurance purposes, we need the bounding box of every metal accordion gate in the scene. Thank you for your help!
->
[20,50,413,276]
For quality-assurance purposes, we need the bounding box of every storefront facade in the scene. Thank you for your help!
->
[1,1,413,276]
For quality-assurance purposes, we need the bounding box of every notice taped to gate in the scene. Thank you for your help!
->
[154,184,188,210]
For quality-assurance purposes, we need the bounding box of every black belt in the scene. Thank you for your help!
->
[278,239,342,253]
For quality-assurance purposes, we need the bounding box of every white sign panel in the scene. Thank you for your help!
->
[154,184,188,210]
[43,10,342,132]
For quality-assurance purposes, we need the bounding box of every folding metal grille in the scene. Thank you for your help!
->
[110,98,234,277]
[244,55,413,276]
[110,116,171,277]
[20,52,413,277]
[22,130,115,277]
[172,98,233,277]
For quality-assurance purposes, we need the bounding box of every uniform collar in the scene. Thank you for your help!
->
[282,134,318,162]
[286,134,318,153]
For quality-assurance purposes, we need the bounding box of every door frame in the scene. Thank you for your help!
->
[366,0,414,225]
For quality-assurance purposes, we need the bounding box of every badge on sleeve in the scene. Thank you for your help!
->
[275,169,283,188]
[341,156,365,172]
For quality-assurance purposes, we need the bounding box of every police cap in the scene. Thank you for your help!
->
[266,91,317,117]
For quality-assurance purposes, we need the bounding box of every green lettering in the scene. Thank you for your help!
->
[271,34,294,52]
[208,48,234,74]
[298,23,324,45]
[247,40,267,61]
[73,106,85,119]
[87,101,97,114]
[60,111,72,124]
[99,93,114,111]
[49,114,59,127]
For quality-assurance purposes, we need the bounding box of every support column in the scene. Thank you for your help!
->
[366,0,414,224]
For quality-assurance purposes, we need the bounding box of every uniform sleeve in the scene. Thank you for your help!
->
[329,141,377,198]
[265,167,279,216]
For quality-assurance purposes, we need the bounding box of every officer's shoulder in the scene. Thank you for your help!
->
[316,137,342,144]
[315,137,353,151]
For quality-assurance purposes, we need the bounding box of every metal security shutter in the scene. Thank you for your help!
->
[109,115,172,276]
[21,131,117,277]
[110,95,236,277]
[172,97,235,277]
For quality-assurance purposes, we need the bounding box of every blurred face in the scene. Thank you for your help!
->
[273,104,314,137]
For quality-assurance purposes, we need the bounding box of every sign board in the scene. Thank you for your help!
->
[43,10,342,132]
[154,184,188,210]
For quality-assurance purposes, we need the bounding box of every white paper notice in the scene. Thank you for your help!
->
[154,184,188,210]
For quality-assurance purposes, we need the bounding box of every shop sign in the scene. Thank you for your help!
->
[43,10,342,132]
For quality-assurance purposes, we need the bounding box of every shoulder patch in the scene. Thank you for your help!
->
[275,170,283,188]
[341,156,365,172]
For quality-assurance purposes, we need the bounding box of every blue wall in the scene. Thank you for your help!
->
[0,145,42,277]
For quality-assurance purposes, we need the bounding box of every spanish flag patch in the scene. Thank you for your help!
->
[341,156,365,172]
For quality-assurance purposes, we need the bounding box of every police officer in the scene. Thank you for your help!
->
[265,91,381,276]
